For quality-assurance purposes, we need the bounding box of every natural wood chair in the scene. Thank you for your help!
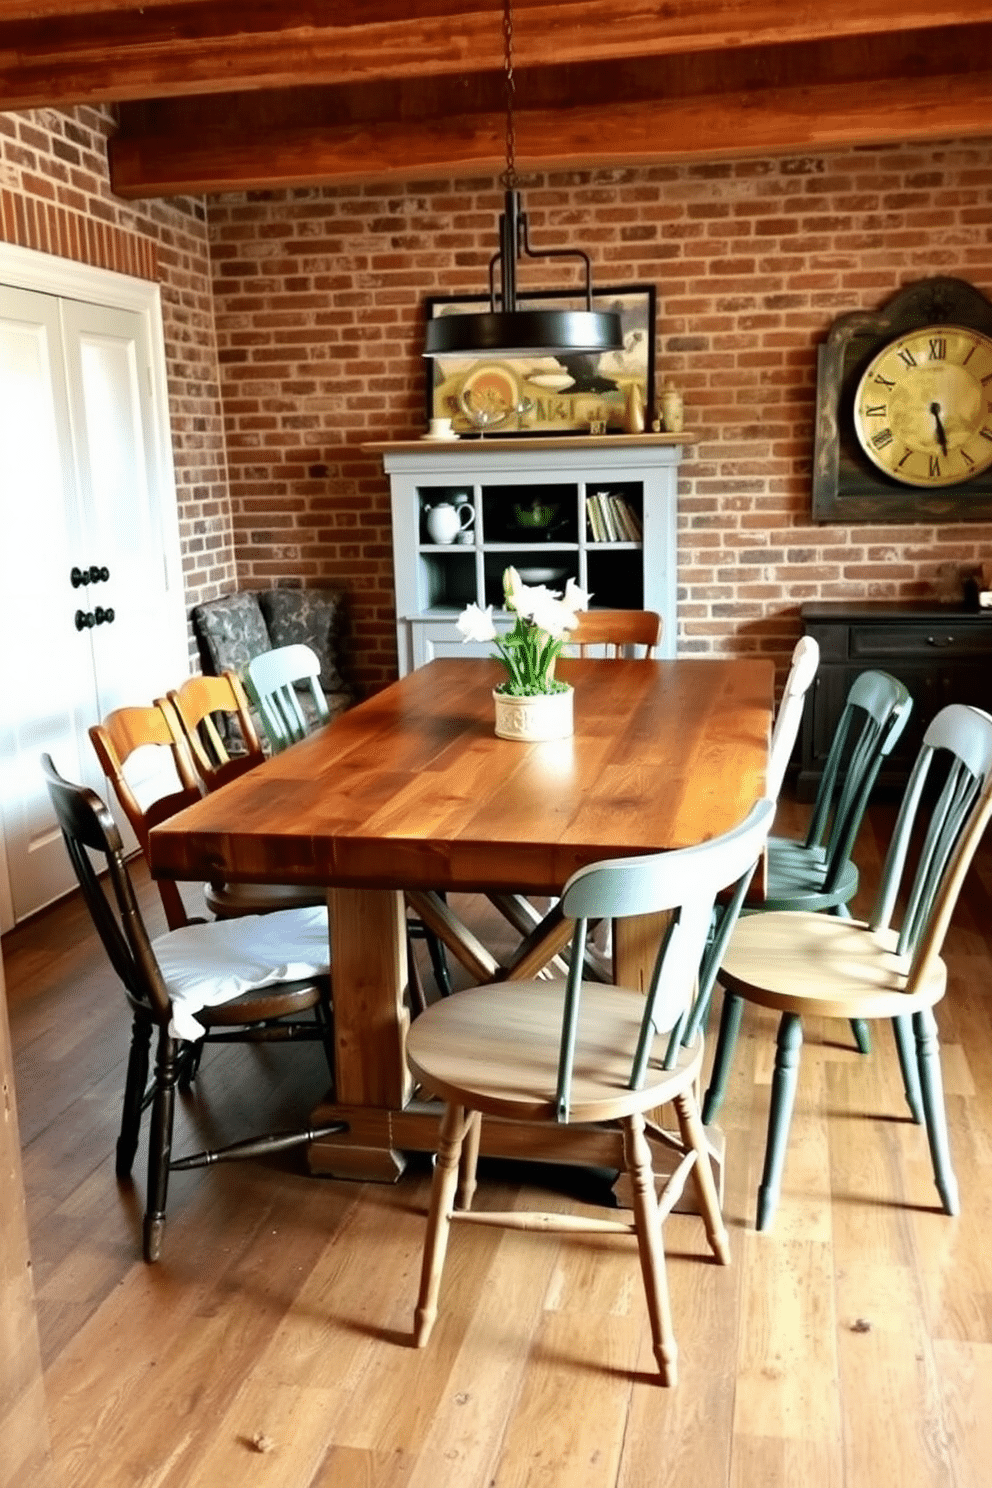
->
[245,641,330,751]
[90,700,326,926]
[695,668,913,1107]
[42,753,341,1263]
[716,702,992,1232]
[566,607,662,658]
[406,796,775,1386]
[164,671,265,791]
[89,699,203,931]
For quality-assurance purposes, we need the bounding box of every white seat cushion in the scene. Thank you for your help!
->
[153,905,330,1040]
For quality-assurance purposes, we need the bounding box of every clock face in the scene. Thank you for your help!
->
[854,324,992,488]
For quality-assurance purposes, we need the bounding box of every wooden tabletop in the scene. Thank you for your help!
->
[149,657,773,896]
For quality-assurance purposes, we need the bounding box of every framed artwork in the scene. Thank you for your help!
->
[424,284,656,437]
[812,276,992,523]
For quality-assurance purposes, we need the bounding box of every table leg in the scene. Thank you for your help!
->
[307,886,412,1181]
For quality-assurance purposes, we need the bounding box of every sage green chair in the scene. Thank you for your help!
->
[406,797,775,1387]
[246,642,330,752]
[697,668,912,1120]
[717,703,992,1231]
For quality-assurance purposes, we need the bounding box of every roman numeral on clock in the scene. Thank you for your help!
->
[872,428,894,449]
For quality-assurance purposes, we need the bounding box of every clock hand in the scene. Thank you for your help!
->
[930,401,948,455]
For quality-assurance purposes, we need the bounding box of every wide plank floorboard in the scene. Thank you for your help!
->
[4,792,992,1487]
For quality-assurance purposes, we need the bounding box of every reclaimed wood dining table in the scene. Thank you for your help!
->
[148,655,774,1186]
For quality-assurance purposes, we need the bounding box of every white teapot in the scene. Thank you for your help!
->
[424,501,475,545]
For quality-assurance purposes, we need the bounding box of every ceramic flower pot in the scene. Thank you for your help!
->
[493,686,574,742]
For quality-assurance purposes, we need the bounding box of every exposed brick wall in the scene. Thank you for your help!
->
[0,105,237,660]
[6,108,992,700]
[209,140,992,696]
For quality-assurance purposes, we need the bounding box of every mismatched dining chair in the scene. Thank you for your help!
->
[164,671,265,791]
[766,636,821,803]
[245,642,330,751]
[716,703,992,1231]
[406,797,775,1386]
[566,607,662,658]
[42,753,341,1263]
[90,700,326,925]
[696,668,913,1117]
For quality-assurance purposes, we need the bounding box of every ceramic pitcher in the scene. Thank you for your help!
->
[425,502,474,544]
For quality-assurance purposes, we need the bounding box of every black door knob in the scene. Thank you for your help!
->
[70,566,91,588]
[90,564,110,584]
[94,606,115,625]
[75,609,95,630]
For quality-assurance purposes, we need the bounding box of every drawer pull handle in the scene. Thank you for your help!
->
[925,635,955,646]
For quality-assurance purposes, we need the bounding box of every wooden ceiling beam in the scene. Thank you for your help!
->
[109,65,992,199]
[1,0,988,109]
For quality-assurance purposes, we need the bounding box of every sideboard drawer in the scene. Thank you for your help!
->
[799,602,992,798]
[850,624,992,660]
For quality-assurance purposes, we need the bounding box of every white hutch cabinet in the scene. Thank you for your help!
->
[370,435,686,675]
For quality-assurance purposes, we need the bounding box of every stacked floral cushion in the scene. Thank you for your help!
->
[191,588,353,739]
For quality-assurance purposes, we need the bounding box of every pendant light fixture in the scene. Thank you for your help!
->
[423,0,623,360]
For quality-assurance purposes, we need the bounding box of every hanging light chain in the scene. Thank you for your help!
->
[501,0,516,188]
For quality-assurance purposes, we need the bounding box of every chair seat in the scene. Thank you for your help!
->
[762,835,859,910]
[204,880,326,917]
[406,980,704,1126]
[720,911,947,1020]
[199,975,329,1026]
[154,905,331,1040]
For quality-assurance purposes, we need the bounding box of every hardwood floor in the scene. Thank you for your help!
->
[5,792,992,1487]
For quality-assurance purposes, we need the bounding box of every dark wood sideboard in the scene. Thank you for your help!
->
[798,601,992,799]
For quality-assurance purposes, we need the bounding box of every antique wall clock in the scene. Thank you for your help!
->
[812,277,992,522]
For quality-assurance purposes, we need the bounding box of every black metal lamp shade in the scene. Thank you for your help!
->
[424,307,623,358]
[423,190,624,359]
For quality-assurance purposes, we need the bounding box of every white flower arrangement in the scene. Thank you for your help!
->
[456,566,592,696]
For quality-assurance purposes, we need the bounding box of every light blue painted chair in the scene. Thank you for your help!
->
[696,667,913,1119]
[246,642,330,751]
[406,797,775,1386]
[717,703,992,1231]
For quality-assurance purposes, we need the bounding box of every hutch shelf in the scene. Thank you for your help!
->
[368,435,688,675]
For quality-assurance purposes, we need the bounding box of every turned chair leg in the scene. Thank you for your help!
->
[756,1012,804,1232]
[913,1007,960,1216]
[623,1111,677,1386]
[673,1088,730,1265]
[892,1014,923,1123]
[701,991,744,1125]
[414,1102,469,1347]
[850,1018,872,1053]
[116,1015,151,1178]
[143,1028,180,1263]
[456,1110,482,1211]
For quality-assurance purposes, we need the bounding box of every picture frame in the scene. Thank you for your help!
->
[423,283,656,437]
[812,276,992,523]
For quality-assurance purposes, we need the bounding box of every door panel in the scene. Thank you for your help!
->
[0,283,186,925]
[0,287,98,919]
[62,300,180,716]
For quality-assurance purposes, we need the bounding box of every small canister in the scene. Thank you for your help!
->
[660,381,684,434]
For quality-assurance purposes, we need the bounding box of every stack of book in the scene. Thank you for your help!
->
[585,491,643,542]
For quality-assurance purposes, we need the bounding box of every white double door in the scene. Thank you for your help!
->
[0,271,187,928]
